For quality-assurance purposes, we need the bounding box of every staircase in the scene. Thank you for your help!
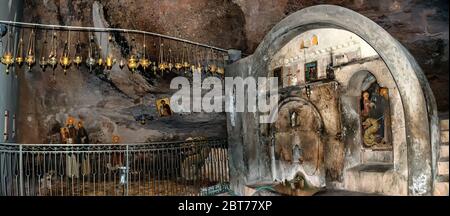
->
[434,115,449,196]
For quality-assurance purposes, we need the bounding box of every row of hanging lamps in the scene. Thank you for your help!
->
[1,25,228,77]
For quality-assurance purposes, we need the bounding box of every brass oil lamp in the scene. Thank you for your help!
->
[168,48,173,71]
[182,44,190,70]
[86,33,96,73]
[39,31,48,71]
[25,29,36,71]
[15,34,24,67]
[216,53,226,77]
[158,40,168,72]
[208,49,217,74]
[1,31,14,74]
[59,31,72,75]
[48,31,58,72]
[105,35,116,70]
[128,55,138,72]
[174,41,182,70]
[73,32,82,68]
[127,37,138,72]
[138,35,150,71]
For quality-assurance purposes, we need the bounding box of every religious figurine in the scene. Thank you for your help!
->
[76,121,89,144]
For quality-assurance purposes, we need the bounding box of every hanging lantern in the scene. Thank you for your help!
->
[39,31,48,71]
[15,33,24,67]
[138,35,150,71]
[182,43,190,70]
[59,31,72,75]
[158,39,168,72]
[216,53,225,77]
[25,29,36,71]
[48,31,58,72]
[127,36,138,72]
[73,32,83,68]
[128,55,138,72]
[105,35,116,70]
[195,48,202,74]
[190,47,196,73]
[174,41,183,71]
[208,49,217,73]
[119,59,125,69]
[1,30,15,75]
[151,42,158,75]
[86,33,96,73]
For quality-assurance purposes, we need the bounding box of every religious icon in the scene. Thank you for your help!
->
[156,98,172,117]
[112,135,120,144]
[360,82,391,149]
[305,61,318,82]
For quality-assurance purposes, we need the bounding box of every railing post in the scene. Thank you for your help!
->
[125,145,129,196]
[19,145,23,196]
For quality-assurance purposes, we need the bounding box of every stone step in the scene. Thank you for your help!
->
[440,145,449,159]
[440,119,449,131]
[438,159,449,176]
[441,130,449,144]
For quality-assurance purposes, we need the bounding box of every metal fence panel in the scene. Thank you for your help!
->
[0,139,229,196]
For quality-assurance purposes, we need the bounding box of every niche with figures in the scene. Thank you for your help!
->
[359,74,392,150]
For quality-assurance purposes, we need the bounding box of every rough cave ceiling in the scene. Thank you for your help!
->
[18,0,449,143]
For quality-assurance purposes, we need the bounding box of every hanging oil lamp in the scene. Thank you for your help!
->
[73,32,83,68]
[217,53,226,77]
[97,33,104,69]
[39,31,48,71]
[158,39,168,72]
[195,48,202,74]
[151,42,158,75]
[59,31,72,75]
[1,29,15,75]
[182,43,190,70]
[127,36,138,72]
[167,41,173,71]
[15,31,24,67]
[189,46,196,73]
[105,35,116,70]
[119,59,125,70]
[85,33,96,73]
[174,41,183,71]
[138,35,150,71]
[25,29,36,71]
[207,49,217,74]
[48,31,58,72]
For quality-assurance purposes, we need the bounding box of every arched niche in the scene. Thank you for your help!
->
[226,5,439,195]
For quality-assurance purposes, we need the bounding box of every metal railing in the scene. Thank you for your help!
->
[0,139,229,196]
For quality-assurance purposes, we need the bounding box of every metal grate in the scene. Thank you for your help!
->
[0,139,229,196]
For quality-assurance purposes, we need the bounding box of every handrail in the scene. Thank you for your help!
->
[0,138,227,147]
[0,20,228,53]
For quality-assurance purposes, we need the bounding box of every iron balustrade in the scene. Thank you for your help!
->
[0,139,229,196]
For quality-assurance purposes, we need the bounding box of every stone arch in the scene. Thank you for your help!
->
[229,5,438,195]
